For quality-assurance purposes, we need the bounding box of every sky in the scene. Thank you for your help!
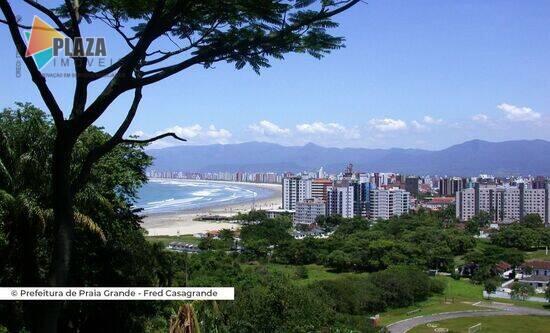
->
[1,0,550,150]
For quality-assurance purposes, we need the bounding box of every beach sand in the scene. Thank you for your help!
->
[142,180,282,236]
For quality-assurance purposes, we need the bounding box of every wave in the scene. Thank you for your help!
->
[136,179,274,214]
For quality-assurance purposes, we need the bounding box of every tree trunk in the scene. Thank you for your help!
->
[35,129,76,333]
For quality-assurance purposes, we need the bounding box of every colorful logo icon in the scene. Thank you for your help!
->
[24,16,65,70]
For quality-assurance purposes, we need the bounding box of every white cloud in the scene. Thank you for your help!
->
[206,125,232,143]
[472,114,489,122]
[161,124,203,138]
[296,122,360,139]
[411,120,427,131]
[296,122,344,134]
[497,103,540,122]
[423,115,443,125]
[134,123,233,148]
[249,120,290,136]
[369,118,407,132]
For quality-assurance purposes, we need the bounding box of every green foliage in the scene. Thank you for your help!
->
[510,282,535,300]
[315,210,476,273]
[54,0,359,75]
[326,250,353,272]
[483,279,498,297]
[295,265,309,279]
[236,209,268,222]
[240,216,293,258]
[274,237,321,265]
[0,104,174,332]
[520,214,544,229]
[491,223,548,250]
[465,211,491,235]
[315,266,443,315]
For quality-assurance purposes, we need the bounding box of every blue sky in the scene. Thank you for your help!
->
[1,0,550,150]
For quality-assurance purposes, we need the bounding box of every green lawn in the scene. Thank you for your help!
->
[380,277,482,325]
[242,263,368,286]
[525,249,550,261]
[146,234,200,246]
[409,315,550,333]
[380,277,550,325]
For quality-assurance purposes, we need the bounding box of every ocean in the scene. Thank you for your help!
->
[134,179,276,214]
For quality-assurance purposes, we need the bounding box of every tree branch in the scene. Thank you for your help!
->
[72,86,143,192]
[22,0,72,36]
[0,18,63,31]
[64,0,90,119]
[0,0,65,127]
[122,133,187,144]
[135,0,361,87]
[73,0,173,134]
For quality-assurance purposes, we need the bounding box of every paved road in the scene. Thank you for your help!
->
[386,303,550,333]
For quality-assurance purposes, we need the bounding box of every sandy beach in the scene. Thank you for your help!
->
[142,180,282,236]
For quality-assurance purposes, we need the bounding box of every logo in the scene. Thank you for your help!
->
[24,16,107,70]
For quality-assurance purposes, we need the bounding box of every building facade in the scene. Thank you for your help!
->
[456,183,549,223]
[405,176,420,196]
[368,188,410,220]
[311,178,333,202]
[327,182,355,218]
[294,198,326,227]
[439,177,467,196]
[282,176,312,210]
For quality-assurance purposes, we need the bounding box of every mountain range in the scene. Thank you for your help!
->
[146,139,550,176]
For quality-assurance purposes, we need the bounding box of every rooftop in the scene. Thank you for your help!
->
[524,260,550,270]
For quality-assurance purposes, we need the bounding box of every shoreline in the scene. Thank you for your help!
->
[141,179,282,236]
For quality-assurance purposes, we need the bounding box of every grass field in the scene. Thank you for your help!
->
[525,249,550,261]
[380,276,549,325]
[380,277,483,325]
[409,315,550,333]
[242,263,369,286]
[146,234,200,246]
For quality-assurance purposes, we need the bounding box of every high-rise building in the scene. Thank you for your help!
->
[294,198,326,227]
[405,176,420,196]
[532,176,547,190]
[282,176,312,210]
[439,177,467,196]
[318,167,326,179]
[326,181,355,218]
[368,188,410,220]
[311,178,333,202]
[456,183,549,224]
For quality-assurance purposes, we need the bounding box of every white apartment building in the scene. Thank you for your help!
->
[282,176,312,210]
[327,182,355,218]
[456,183,549,223]
[294,198,326,226]
[368,188,410,220]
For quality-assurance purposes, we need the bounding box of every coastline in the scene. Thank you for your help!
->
[141,179,282,236]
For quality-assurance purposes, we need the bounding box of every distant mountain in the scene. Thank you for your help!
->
[146,139,550,176]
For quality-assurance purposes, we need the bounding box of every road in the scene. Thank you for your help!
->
[386,302,550,333]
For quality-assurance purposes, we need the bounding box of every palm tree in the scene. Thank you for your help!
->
[0,104,106,286]
[170,304,202,333]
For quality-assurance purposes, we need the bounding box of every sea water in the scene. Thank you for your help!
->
[134,179,275,214]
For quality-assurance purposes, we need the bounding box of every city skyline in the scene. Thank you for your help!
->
[2,1,550,149]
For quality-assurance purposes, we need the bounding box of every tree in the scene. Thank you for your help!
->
[510,282,534,301]
[0,1,360,330]
[0,104,179,332]
[483,279,498,299]
[491,224,541,250]
[325,250,353,272]
[520,214,544,229]
[465,211,491,235]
